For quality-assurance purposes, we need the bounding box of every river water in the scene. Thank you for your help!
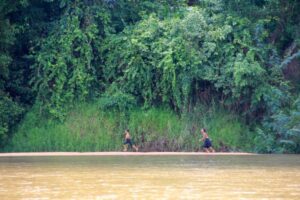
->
[0,155,300,199]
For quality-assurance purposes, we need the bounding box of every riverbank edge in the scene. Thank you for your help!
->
[0,152,256,157]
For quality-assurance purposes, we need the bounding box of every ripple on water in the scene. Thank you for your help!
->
[95,194,118,200]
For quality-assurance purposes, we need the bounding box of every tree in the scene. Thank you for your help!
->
[0,0,26,148]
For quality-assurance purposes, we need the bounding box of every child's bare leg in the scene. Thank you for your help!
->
[209,147,215,153]
[204,148,209,153]
[133,145,138,151]
[123,145,128,152]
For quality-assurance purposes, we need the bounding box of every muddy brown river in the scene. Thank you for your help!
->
[0,154,299,199]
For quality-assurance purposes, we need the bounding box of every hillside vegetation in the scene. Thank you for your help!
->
[1,0,299,153]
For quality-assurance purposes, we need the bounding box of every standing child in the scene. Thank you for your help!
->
[123,129,138,152]
[200,128,215,153]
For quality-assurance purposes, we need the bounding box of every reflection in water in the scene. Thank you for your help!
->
[0,155,300,199]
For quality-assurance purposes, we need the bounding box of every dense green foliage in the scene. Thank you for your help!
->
[0,0,299,152]
[0,0,26,146]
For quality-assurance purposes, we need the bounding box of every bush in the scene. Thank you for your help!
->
[98,85,137,112]
[255,96,300,153]
[0,93,24,149]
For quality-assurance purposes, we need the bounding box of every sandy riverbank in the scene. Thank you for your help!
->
[0,152,256,157]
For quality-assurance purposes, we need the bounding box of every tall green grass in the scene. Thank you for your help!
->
[4,103,254,152]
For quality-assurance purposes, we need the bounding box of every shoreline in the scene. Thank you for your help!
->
[0,152,256,157]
